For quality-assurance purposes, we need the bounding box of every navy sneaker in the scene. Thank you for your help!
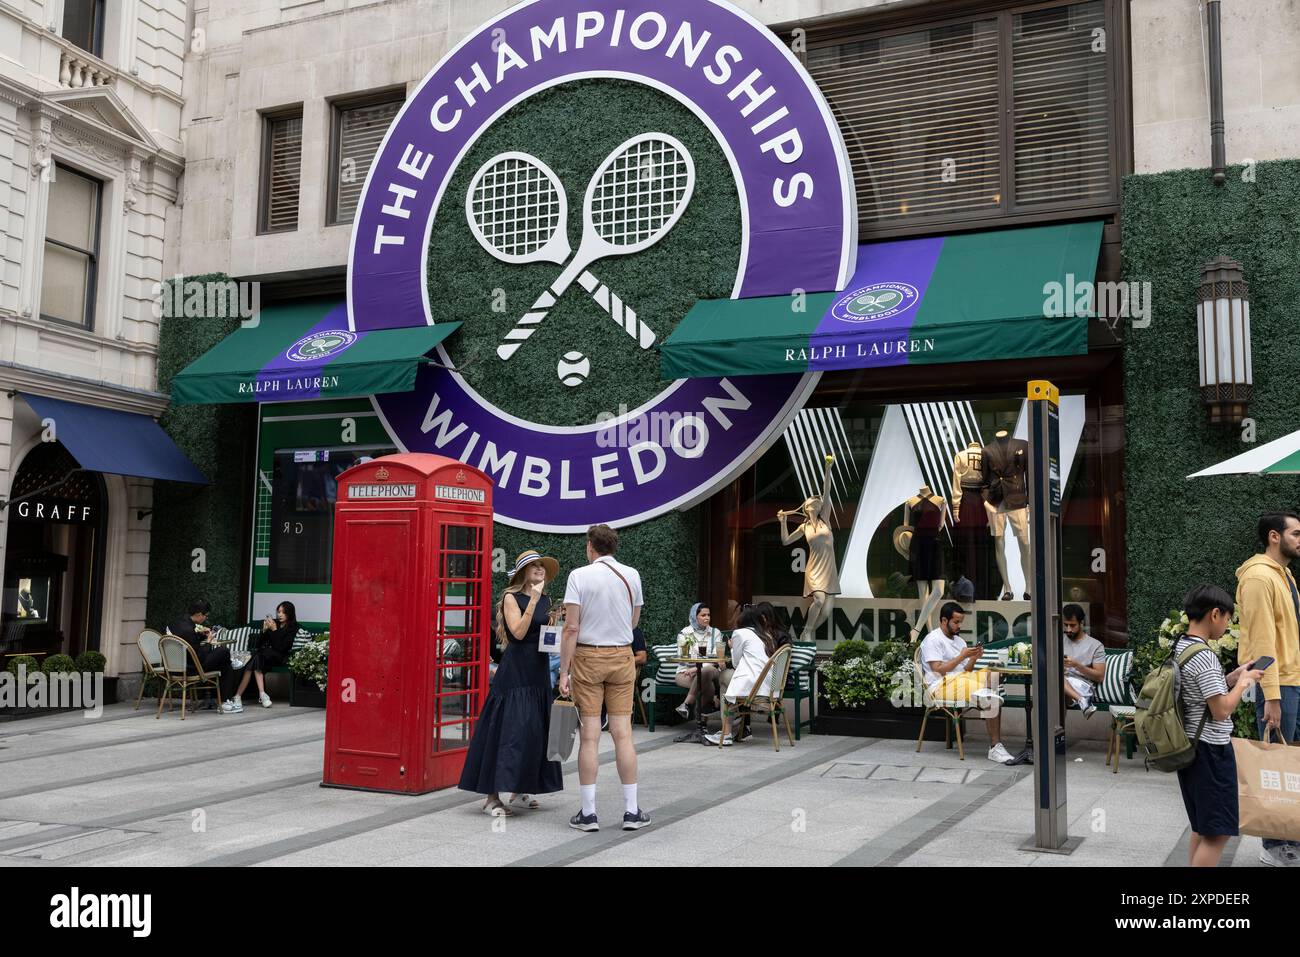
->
[622,808,652,831]
[569,810,599,832]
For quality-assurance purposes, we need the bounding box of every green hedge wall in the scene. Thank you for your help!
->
[429,79,739,644]
[1123,160,1300,647]
[146,274,255,629]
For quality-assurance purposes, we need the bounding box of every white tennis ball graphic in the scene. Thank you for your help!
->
[558,351,590,387]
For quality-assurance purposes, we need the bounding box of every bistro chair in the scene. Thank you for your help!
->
[719,644,795,751]
[157,636,222,720]
[134,629,164,710]
[1096,650,1139,774]
[913,643,980,760]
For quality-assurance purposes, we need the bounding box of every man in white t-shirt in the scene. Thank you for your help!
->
[1061,604,1106,717]
[920,602,1013,763]
[559,524,650,833]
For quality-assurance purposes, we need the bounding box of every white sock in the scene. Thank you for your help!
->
[623,783,638,815]
[580,784,596,817]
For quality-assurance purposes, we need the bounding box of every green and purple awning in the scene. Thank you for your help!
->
[660,221,1103,380]
[170,302,461,405]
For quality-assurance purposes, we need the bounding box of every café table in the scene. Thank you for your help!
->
[669,654,726,744]
[985,662,1034,757]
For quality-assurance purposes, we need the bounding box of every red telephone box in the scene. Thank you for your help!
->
[322,453,492,794]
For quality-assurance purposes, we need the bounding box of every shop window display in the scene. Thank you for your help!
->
[269,446,394,585]
[748,392,1125,649]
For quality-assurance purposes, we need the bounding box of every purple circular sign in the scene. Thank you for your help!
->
[349,0,855,531]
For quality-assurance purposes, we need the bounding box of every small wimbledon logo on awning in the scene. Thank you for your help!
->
[286,330,358,362]
[832,282,920,323]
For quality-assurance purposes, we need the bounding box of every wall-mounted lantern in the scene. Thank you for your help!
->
[1197,256,1252,426]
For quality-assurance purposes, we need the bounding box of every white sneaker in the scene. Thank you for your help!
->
[988,743,1014,764]
[1259,845,1300,867]
[704,731,734,746]
[259,693,272,708]
[222,697,243,714]
[675,702,690,718]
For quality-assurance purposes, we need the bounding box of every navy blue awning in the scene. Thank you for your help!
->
[20,394,207,485]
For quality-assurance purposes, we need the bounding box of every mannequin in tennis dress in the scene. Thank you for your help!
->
[779,454,840,643]
[905,485,947,638]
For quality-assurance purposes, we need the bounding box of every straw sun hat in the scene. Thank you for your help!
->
[508,549,559,586]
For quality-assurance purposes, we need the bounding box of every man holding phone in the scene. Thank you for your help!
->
[921,602,1012,763]
[1236,512,1300,866]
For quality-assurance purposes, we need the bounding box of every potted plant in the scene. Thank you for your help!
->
[74,650,116,704]
[814,639,949,739]
[289,633,329,708]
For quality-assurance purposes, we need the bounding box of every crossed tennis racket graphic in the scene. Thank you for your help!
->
[465,133,696,363]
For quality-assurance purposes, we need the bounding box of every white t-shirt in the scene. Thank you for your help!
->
[920,628,969,690]
[561,556,644,646]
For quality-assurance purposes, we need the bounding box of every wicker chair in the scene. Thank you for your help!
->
[134,629,164,710]
[719,645,795,751]
[157,636,222,720]
[913,643,983,760]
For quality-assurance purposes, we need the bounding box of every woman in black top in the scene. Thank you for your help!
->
[230,601,298,711]
[458,550,564,816]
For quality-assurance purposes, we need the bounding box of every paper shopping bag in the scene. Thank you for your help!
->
[1233,732,1300,842]
[547,697,580,763]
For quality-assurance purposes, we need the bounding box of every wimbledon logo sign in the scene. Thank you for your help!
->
[287,330,357,362]
[347,0,856,531]
[832,282,920,323]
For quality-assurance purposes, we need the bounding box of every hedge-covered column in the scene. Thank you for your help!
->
[145,274,257,630]
[1122,160,1300,647]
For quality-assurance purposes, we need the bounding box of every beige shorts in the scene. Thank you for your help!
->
[570,645,635,718]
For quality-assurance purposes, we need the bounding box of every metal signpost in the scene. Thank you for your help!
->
[1024,380,1080,853]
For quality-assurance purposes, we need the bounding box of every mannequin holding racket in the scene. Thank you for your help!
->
[465,133,696,364]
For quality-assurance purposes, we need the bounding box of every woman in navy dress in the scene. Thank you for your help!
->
[459,549,564,816]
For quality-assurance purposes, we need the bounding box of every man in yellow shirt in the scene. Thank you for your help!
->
[1236,511,1300,867]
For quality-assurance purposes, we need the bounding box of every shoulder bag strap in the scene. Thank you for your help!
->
[598,560,634,611]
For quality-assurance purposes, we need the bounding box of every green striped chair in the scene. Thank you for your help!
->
[644,644,689,732]
[784,642,817,740]
[1095,649,1137,773]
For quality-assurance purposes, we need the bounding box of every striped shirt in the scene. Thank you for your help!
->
[1174,636,1232,745]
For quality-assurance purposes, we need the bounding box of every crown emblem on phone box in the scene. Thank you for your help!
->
[375,466,390,480]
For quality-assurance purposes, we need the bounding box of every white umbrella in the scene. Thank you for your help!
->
[1187,428,1300,478]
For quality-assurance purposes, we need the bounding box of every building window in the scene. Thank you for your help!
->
[62,0,105,58]
[259,111,303,233]
[806,0,1116,235]
[40,165,101,329]
[328,93,404,226]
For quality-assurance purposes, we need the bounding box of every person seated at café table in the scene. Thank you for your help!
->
[705,605,774,746]
[673,602,723,719]
[1061,603,1105,718]
[921,602,1013,764]
[227,600,299,713]
[167,599,236,711]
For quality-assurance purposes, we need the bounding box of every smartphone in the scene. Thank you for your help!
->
[1252,656,1276,672]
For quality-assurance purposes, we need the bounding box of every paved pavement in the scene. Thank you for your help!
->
[0,701,1273,867]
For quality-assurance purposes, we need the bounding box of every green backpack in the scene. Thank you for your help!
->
[1134,640,1212,772]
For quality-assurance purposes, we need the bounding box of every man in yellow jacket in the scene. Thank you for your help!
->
[1236,511,1300,867]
